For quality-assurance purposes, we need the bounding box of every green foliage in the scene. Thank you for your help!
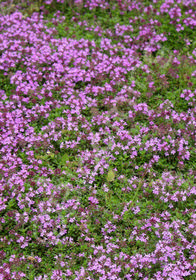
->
[0,73,15,99]
[1,0,196,278]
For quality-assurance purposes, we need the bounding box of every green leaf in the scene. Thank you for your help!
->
[59,153,69,166]
[106,169,115,182]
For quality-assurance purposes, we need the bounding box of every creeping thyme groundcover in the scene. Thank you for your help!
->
[0,0,196,279]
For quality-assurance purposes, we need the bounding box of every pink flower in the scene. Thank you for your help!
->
[88,196,99,205]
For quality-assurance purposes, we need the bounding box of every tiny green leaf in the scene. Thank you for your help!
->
[106,169,115,182]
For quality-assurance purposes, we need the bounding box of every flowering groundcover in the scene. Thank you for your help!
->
[0,0,196,279]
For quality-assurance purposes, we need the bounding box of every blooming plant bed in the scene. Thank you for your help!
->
[0,0,196,279]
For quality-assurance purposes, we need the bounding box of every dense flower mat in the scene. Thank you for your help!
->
[0,0,196,279]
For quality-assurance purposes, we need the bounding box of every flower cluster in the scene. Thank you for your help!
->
[0,0,196,279]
